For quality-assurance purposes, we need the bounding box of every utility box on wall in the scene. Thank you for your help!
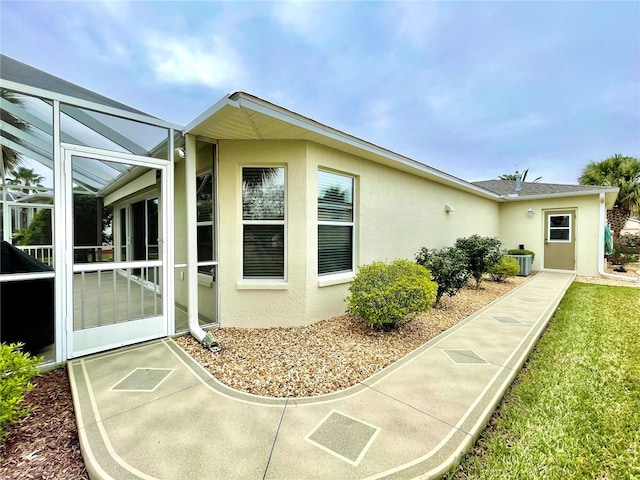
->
[505,254,533,276]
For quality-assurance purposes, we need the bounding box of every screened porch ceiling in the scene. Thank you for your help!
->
[1,54,173,196]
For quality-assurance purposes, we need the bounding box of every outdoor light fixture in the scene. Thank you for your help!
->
[445,204,455,213]
[175,147,186,159]
[527,208,534,218]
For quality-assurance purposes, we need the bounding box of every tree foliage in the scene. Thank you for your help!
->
[579,154,640,236]
[415,247,470,307]
[498,168,542,183]
[0,88,28,177]
[454,235,503,288]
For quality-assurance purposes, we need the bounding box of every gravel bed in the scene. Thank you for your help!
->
[175,276,529,398]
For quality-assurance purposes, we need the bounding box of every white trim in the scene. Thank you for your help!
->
[317,169,355,277]
[240,165,287,281]
[318,272,355,288]
[0,271,54,283]
[547,213,572,243]
[62,145,171,357]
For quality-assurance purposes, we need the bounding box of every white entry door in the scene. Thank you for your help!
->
[62,145,172,357]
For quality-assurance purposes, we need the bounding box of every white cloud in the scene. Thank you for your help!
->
[144,33,246,89]
[382,1,441,47]
[271,1,340,43]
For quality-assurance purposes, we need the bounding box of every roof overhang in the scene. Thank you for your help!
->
[497,187,619,208]
[185,92,500,200]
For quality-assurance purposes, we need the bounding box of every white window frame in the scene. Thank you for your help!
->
[196,166,217,283]
[317,169,355,280]
[548,213,572,243]
[240,166,287,282]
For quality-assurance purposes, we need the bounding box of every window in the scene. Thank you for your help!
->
[548,214,571,242]
[196,170,215,275]
[318,170,354,276]
[242,167,285,279]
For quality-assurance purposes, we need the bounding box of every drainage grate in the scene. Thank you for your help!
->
[443,349,489,365]
[306,411,380,466]
[111,368,174,392]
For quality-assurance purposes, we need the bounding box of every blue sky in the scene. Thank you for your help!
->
[1,1,638,184]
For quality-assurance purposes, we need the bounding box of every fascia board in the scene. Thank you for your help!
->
[0,79,182,130]
[499,188,619,202]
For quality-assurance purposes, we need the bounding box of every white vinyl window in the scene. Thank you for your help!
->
[318,170,354,276]
[548,214,572,242]
[241,167,285,279]
[196,169,215,276]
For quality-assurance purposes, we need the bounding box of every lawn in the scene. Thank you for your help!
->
[449,282,640,479]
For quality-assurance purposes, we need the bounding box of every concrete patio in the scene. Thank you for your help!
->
[68,271,574,480]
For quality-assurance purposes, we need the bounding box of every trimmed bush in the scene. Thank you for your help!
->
[506,248,536,261]
[455,235,504,288]
[346,259,437,330]
[488,256,521,281]
[0,343,41,441]
[415,247,471,307]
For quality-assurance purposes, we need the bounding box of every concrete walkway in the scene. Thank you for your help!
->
[68,271,574,480]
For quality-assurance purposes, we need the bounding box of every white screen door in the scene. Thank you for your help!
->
[63,145,171,357]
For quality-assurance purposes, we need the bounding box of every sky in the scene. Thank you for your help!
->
[1,0,638,185]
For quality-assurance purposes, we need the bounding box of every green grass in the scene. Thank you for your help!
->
[448,282,640,480]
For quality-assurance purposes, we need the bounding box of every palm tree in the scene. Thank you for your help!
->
[6,167,45,194]
[498,168,542,183]
[579,154,640,237]
[0,88,28,179]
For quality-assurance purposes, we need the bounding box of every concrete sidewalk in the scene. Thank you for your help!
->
[68,271,574,480]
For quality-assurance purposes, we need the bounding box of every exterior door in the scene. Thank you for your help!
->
[63,145,171,357]
[544,210,576,271]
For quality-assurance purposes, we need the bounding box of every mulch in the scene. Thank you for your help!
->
[0,368,89,480]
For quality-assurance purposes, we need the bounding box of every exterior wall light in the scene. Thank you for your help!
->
[175,147,186,159]
[445,204,455,213]
[527,208,534,218]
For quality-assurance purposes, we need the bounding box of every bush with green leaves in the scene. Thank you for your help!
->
[506,248,535,261]
[1,343,41,441]
[454,235,504,288]
[415,247,471,307]
[346,259,437,330]
[488,256,521,281]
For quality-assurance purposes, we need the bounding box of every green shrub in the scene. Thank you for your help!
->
[454,235,504,288]
[488,256,521,281]
[346,259,437,330]
[415,246,471,307]
[506,248,535,261]
[0,343,42,441]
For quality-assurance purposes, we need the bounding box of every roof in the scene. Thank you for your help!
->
[473,179,619,208]
[0,54,149,116]
[185,91,499,200]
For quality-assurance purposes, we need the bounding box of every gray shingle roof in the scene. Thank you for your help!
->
[473,179,614,197]
[0,54,150,116]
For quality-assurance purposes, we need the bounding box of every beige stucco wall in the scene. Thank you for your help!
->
[498,195,602,276]
[215,139,500,328]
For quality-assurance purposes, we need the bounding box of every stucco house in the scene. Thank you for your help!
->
[0,55,619,364]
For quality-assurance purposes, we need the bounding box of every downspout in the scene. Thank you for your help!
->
[598,192,638,282]
[184,133,222,350]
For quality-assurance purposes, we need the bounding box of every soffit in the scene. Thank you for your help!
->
[186,96,499,200]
